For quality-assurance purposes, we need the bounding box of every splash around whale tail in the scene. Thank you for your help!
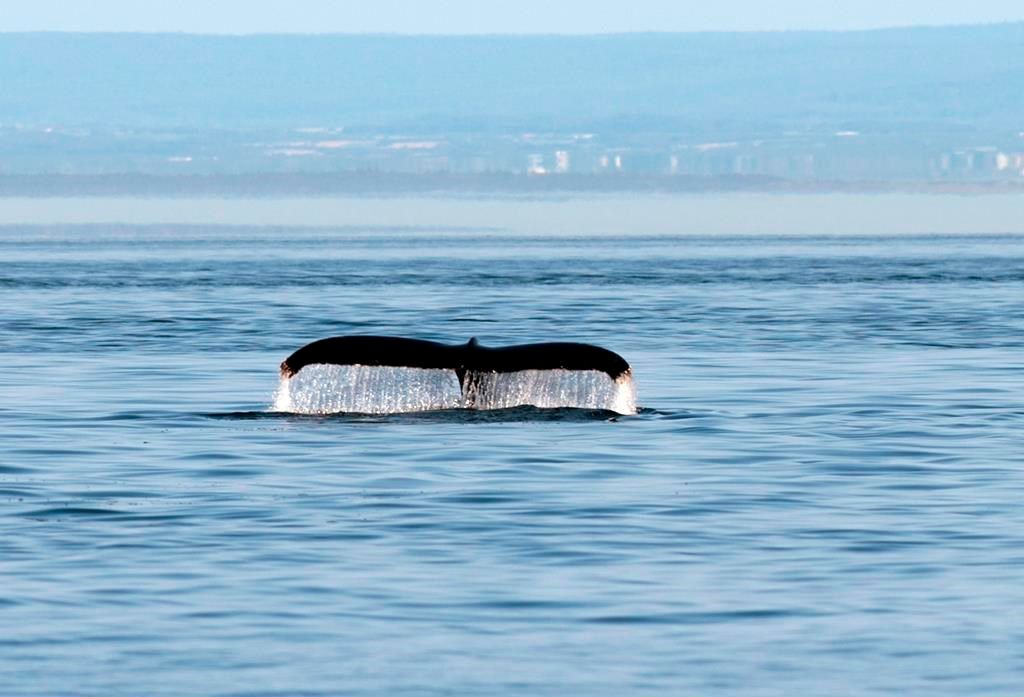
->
[277,335,636,415]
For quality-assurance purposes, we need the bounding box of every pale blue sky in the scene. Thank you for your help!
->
[4,0,1024,34]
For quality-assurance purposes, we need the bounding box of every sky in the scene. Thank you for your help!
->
[4,0,1024,34]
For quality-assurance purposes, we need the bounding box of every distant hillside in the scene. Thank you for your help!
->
[2,26,1023,134]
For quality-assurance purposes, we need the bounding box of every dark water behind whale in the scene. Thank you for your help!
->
[2,218,1024,695]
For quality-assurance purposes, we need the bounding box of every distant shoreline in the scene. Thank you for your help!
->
[2,173,1023,198]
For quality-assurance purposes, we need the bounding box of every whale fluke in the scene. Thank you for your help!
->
[280,336,632,384]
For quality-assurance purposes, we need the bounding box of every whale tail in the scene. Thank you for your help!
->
[278,335,635,414]
[281,335,631,382]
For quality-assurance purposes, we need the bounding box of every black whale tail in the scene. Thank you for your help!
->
[278,336,636,414]
[280,335,631,384]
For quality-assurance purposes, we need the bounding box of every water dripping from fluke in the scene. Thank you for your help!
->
[272,336,638,416]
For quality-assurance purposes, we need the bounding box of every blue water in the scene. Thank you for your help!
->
[2,220,1024,695]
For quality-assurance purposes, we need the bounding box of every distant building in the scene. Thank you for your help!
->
[554,150,570,173]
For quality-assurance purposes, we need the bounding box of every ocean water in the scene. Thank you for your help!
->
[2,214,1024,696]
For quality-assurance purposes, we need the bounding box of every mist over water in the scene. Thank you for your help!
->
[4,193,1024,235]
[2,204,1024,696]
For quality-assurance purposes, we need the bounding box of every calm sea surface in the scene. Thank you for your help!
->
[2,199,1024,695]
